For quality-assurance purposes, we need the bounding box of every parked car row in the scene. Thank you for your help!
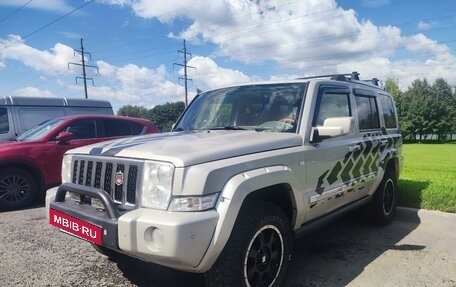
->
[0,113,160,211]
[0,96,114,141]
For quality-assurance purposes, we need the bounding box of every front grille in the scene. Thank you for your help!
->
[71,156,143,206]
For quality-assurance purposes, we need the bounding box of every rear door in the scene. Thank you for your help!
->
[352,89,384,194]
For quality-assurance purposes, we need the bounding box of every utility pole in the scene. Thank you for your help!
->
[68,38,99,99]
[173,39,196,106]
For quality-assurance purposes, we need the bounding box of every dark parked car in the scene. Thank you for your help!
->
[0,114,159,210]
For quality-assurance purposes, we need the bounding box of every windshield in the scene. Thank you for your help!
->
[174,83,306,133]
[16,118,63,142]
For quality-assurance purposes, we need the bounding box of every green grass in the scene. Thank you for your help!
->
[398,143,456,213]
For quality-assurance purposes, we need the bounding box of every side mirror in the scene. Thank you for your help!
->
[311,117,354,143]
[56,131,73,143]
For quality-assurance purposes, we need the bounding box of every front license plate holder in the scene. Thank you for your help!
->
[50,208,102,245]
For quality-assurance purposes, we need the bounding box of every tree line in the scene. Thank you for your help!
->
[385,78,456,142]
[117,102,185,132]
[117,77,456,141]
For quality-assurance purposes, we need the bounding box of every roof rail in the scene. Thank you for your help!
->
[296,71,381,86]
[363,78,379,86]
[296,72,356,80]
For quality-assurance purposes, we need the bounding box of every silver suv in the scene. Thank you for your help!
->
[46,72,403,287]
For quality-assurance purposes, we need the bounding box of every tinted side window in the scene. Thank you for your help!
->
[130,122,145,135]
[355,95,380,131]
[378,95,397,129]
[104,119,133,137]
[0,108,9,134]
[314,92,351,126]
[66,119,97,139]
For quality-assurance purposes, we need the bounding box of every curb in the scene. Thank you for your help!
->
[397,206,456,217]
[397,206,456,225]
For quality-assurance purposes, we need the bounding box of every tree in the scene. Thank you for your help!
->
[117,102,185,132]
[402,79,432,140]
[149,102,185,132]
[431,78,453,140]
[117,105,149,118]
[385,78,405,132]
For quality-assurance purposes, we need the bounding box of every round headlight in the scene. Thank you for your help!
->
[157,164,173,185]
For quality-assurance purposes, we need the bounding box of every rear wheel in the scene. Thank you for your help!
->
[366,168,397,225]
[205,201,293,287]
[0,168,38,210]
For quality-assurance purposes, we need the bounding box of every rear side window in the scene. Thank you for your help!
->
[355,95,380,131]
[103,119,144,137]
[130,122,146,135]
[378,94,397,129]
[0,108,9,134]
[66,119,97,139]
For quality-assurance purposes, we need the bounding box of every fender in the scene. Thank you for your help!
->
[369,136,401,195]
[196,165,304,272]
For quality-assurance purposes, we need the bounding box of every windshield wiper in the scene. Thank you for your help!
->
[207,126,247,131]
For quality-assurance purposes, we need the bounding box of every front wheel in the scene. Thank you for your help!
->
[205,201,293,287]
[0,168,38,210]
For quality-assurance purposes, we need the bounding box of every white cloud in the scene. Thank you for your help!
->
[187,56,251,90]
[102,1,405,69]
[417,21,431,31]
[103,0,456,89]
[12,87,56,98]
[93,61,186,105]
[403,34,449,54]
[0,35,75,75]
[0,36,186,107]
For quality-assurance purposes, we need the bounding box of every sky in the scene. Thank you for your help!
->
[0,0,455,112]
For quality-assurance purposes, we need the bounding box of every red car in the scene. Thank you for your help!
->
[0,114,159,210]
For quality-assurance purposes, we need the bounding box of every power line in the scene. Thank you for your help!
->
[173,39,196,106]
[0,0,95,51]
[68,38,99,99]
[0,0,32,24]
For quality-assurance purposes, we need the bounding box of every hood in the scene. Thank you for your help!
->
[68,130,303,167]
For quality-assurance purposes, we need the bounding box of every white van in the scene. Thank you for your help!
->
[0,96,113,141]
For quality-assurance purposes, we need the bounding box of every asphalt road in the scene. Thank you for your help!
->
[1,205,455,287]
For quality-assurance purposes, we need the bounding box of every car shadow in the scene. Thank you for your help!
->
[111,207,421,287]
[112,255,205,286]
[284,208,421,286]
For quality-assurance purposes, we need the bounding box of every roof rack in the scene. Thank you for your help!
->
[296,71,381,86]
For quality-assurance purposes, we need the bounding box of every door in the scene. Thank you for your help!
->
[42,119,100,185]
[304,85,360,221]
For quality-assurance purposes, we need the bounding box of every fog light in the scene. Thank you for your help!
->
[144,227,163,252]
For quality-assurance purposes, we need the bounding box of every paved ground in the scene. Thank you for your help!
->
[288,207,456,287]
[0,205,455,286]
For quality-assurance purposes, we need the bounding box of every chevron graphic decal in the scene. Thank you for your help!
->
[315,133,401,195]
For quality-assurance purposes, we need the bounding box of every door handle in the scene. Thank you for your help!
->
[348,144,361,152]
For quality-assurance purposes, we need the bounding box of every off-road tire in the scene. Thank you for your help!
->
[205,201,293,287]
[0,168,38,210]
[366,168,397,225]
